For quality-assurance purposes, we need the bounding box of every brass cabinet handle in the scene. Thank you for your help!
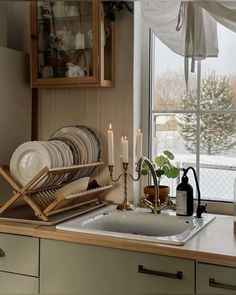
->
[0,248,5,257]
[138,265,182,280]
[209,278,236,291]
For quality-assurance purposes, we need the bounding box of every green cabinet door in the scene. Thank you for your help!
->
[0,233,39,276]
[196,262,236,294]
[0,271,39,294]
[40,238,195,294]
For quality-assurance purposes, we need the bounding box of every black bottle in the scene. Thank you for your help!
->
[176,175,193,216]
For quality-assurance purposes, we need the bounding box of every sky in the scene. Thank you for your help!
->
[155,24,236,77]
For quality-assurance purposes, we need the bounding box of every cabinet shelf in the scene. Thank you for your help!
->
[38,48,92,53]
[37,14,92,24]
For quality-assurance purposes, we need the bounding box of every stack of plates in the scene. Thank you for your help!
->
[10,125,101,186]
[50,125,101,165]
[10,140,73,186]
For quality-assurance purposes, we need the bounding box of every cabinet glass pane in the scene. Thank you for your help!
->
[36,0,94,79]
[103,15,113,81]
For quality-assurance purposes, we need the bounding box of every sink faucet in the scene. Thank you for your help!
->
[137,157,175,214]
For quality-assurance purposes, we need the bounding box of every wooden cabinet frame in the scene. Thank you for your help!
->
[30,0,114,88]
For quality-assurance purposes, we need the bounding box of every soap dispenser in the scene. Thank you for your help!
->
[176,174,193,216]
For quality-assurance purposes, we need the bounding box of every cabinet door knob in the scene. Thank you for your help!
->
[138,265,182,280]
[0,248,5,257]
[209,278,236,291]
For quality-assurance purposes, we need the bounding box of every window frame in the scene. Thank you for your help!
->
[142,27,235,215]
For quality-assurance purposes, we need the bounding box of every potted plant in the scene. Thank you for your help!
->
[141,150,179,204]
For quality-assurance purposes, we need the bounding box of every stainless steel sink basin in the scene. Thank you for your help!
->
[56,205,215,245]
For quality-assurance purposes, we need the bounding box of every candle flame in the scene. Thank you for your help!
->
[109,123,112,130]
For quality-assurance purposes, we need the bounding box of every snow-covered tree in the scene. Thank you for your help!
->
[179,71,236,155]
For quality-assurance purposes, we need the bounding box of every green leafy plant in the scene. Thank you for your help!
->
[142,150,179,181]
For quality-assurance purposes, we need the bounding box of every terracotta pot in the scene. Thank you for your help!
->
[143,185,170,204]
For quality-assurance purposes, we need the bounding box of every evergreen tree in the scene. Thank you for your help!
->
[179,71,236,155]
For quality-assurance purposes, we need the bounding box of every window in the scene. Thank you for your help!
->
[150,24,236,203]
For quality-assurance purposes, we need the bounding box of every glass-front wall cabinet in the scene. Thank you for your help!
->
[30,0,114,87]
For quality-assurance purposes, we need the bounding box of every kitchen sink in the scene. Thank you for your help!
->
[56,205,215,245]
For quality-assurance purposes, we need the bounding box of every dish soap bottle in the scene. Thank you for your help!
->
[176,175,193,216]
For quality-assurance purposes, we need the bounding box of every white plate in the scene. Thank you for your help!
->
[50,126,101,178]
[78,125,101,162]
[54,177,90,198]
[51,126,92,163]
[10,141,52,186]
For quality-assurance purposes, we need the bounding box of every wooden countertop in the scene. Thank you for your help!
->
[0,214,236,267]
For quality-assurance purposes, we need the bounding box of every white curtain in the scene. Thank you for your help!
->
[141,1,236,65]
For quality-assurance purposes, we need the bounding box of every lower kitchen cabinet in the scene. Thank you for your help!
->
[1,232,236,294]
[40,239,195,294]
[0,233,39,294]
[0,271,39,294]
[196,262,236,294]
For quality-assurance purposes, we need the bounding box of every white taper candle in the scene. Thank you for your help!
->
[136,129,143,162]
[122,136,129,163]
[107,123,114,166]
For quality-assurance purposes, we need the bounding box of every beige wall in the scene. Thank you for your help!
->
[37,10,135,204]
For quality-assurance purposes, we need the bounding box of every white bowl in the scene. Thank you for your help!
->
[55,177,90,198]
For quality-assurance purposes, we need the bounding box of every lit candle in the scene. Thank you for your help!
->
[120,136,124,158]
[136,129,143,162]
[107,124,114,166]
[122,136,129,163]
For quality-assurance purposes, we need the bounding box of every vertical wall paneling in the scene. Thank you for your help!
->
[32,88,38,141]
[38,89,56,140]
[68,88,86,125]
[37,10,134,204]
[54,89,71,129]
[84,88,101,182]
[133,2,143,205]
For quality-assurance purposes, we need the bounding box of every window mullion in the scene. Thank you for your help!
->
[196,60,201,183]
[149,29,154,159]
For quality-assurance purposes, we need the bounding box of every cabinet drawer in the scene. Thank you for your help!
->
[0,271,38,294]
[41,239,194,294]
[196,262,236,294]
[0,233,39,276]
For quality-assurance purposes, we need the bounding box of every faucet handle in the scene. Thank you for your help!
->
[196,203,207,218]
[139,195,154,210]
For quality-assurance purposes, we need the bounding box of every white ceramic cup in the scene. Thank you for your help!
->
[75,31,85,50]
[66,63,85,77]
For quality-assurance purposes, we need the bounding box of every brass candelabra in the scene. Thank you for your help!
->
[108,159,143,211]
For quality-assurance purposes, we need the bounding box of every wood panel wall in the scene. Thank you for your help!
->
[37,11,134,204]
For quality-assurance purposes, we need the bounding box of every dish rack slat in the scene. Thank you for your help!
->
[0,162,112,223]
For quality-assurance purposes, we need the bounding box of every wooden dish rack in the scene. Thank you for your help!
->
[0,162,112,224]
